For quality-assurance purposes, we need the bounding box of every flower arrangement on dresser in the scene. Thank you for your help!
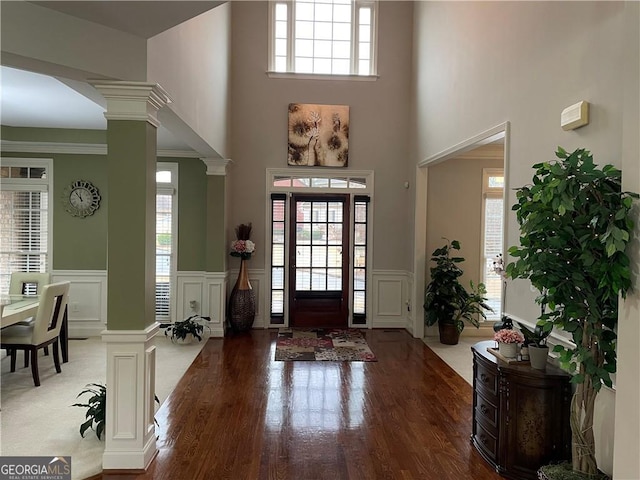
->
[493,328,524,358]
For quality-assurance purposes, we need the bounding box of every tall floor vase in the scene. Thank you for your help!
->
[228,259,256,333]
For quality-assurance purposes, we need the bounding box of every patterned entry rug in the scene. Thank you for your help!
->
[275,328,377,362]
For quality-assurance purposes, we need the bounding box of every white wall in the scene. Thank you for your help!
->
[228,1,415,272]
[0,1,147,81]
[413,2,639,476]
[148,4,231,159]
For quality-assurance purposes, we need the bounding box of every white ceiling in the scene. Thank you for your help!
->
[1,1,225,152]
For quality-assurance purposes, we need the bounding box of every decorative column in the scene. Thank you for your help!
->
[93,82,171,471]
[201,158,231,337]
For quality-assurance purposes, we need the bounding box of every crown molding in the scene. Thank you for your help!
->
[92,82,172,128]
[201,158,232,175]
[1,140,200,158]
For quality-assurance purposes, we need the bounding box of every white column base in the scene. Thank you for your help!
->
[101,324,159,471]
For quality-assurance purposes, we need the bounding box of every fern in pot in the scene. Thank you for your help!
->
[164,314,211,344]
[73,383,160,440]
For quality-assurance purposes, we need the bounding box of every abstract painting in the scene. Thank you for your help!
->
[288,103,349,167]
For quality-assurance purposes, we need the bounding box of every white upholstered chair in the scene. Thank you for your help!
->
[1,281,70,386]
[9,272,51,297]
[7,271,52,365]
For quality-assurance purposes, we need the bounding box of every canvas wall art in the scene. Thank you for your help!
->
[288,103,349,167]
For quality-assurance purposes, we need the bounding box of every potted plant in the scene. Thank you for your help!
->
[73,383,159,440]
[493,328,524,358]
[517,320,551,369]
[164,314,211,343]
[424,239,493,345]
[507,147,638,477]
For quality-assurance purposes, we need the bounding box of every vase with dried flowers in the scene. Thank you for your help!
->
[228,223,256,333]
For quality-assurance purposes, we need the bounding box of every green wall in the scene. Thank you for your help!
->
[0,151,109,270]
[2,146,211,273]
[54,154,109,270]
[206,175,226,272]
[171,158,208,271]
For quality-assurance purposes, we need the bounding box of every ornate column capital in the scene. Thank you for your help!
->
[201,158,232,176]
[92,81,172,128]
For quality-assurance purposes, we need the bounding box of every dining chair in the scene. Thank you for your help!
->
[1,281,70,386]
[9,272,51,297]
[7,271,52,366]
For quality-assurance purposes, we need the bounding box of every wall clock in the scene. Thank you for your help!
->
[62,180,101,218]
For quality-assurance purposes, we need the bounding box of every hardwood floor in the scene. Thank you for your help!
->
[94,329,502,480]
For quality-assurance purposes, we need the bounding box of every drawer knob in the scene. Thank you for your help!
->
[480,373,489,383]
[480,404,489,415]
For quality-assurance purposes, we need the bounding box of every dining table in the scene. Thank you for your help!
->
[1,295,69,363]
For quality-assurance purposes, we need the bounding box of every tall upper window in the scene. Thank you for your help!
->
[269,0,378,76]
[0,159,51,294]
[156,164,178,321]
[481,169,504,321]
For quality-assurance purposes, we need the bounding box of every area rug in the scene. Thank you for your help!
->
[275,328,377,362]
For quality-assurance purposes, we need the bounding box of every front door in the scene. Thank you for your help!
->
[289,194,349,328]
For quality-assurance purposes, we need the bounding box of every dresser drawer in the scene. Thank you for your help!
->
[475,358,499,400]
[475,389,499,432]
[474,419,498,462]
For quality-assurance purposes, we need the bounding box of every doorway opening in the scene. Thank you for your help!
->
[412,122,509,338]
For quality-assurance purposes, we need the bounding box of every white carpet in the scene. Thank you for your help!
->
[0,333,208,480]
[423,335,494,385]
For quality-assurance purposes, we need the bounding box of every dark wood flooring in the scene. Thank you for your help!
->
[92,329,502,480]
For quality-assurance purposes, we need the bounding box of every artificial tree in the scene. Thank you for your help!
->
[507,147,638,476]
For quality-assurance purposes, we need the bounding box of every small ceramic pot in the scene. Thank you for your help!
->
[498,342,518,358]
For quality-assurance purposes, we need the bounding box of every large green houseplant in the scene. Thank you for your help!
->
[424,239,493,345]
[507,147,638,477]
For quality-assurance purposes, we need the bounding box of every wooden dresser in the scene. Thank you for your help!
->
[471,340,572,479]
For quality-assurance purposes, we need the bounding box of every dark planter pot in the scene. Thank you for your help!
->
[438,323,460,345]
[228,259,256,333]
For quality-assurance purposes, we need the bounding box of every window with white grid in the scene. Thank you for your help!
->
[270,0,377,76]
[156,164,178,320]
[481,169,504,321]
[0,159,51,295]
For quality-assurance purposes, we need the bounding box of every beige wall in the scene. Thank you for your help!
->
[229,1,415,271]
[426,154,503,292]
[413,2,639,476]
[413,0,631,329]
[148,4,231,158]
[614,2,640,478]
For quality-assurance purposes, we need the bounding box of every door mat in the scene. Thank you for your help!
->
[275,328,377,362]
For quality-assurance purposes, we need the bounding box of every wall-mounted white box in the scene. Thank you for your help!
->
[561,101,590,131]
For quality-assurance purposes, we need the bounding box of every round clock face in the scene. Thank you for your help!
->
[63,180,101,218]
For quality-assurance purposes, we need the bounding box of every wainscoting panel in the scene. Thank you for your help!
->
[205,273,227,337]
[51,270,107,338]
[371,271,412,329]
[176,273,206,322]
[176,272,228,337]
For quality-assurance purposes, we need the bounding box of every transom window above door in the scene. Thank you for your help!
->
[269,0,378,77]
